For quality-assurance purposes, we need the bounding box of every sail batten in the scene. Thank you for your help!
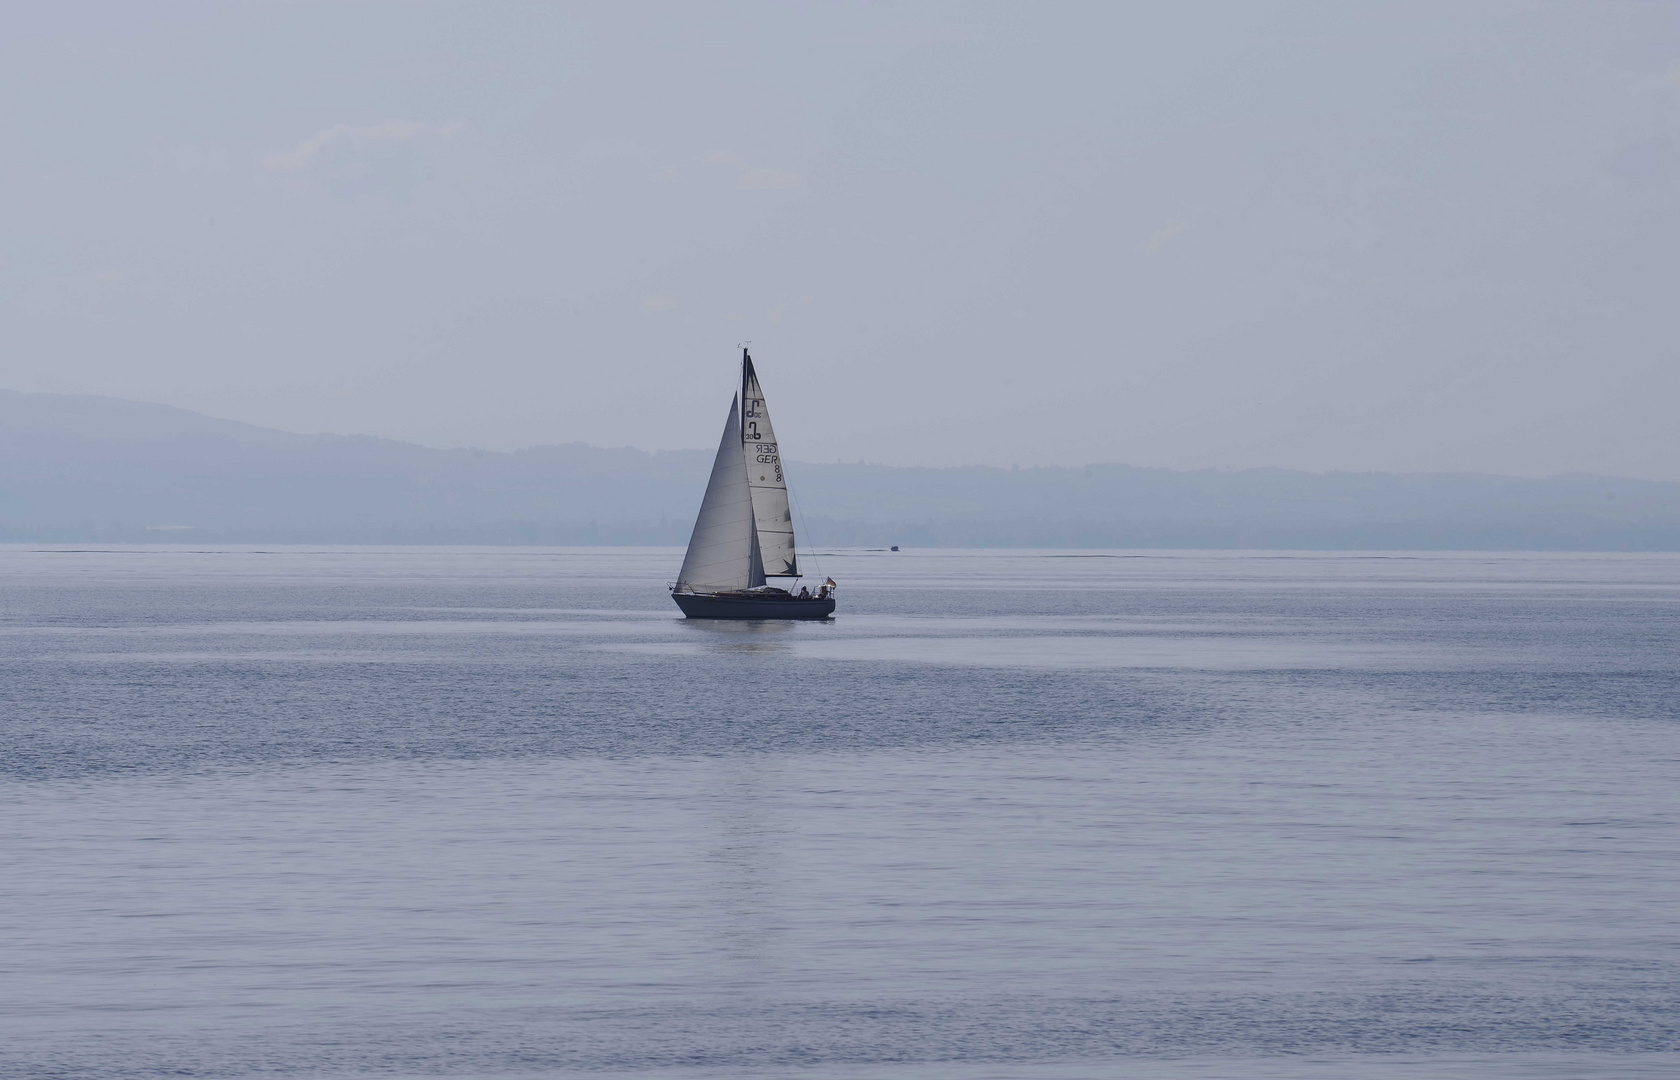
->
[741,354,798,577]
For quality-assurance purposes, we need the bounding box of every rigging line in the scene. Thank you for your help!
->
[787,481,825,584]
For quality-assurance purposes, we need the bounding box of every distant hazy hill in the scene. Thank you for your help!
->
[0,390,707,544]
[4,389,1680,549]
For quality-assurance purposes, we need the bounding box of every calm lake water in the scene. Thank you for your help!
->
[2,546,1678,1079]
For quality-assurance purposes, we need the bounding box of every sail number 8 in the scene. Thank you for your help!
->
[752,442,783,483]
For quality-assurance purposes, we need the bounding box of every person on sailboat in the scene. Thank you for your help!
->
[798,586,811,599]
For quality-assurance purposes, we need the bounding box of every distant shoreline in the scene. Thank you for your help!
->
[7,389,1680,552]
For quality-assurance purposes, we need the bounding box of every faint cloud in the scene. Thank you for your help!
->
[262,120,463,173]
[151,140,229,177]
[574,136,649,164]
[261,120,463,201]
[1626,62,1680,94]
[739,168,801,190]
[1608,137,1675,188]
[641,294,677,313]
[1145,223,1184,253]
[766,295,814,325]
[702,151,749,169]
[704,150,801,190]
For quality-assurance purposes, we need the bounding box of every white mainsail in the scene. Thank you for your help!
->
[741,355,798,577]
[676,395,766,592]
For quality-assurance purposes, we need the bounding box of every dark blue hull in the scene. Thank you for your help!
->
[672,592,835,619]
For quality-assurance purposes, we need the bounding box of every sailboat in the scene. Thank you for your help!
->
[671,349,836,619]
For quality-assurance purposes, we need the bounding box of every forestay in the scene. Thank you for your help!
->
[676,396,766,592]
[742,355,798,577]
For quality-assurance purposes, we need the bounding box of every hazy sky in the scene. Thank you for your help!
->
[3,2,1677,476]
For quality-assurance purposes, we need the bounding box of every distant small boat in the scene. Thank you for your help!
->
[671,349,836,619]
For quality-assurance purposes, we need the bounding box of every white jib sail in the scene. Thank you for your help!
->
[741,356,798,577]
[677,395,765,592]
